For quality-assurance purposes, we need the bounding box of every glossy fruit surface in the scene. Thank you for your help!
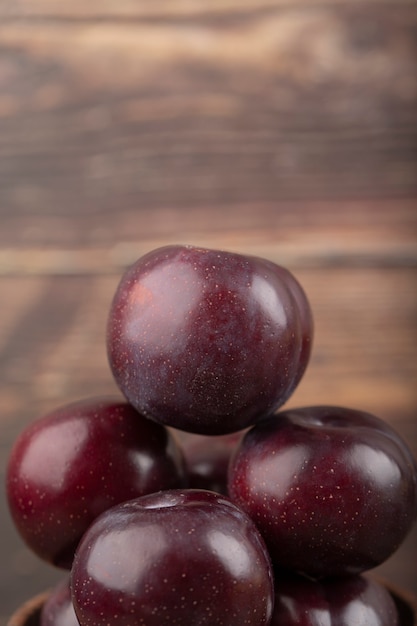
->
[71,489,274,626]
[271,571,399,625]
[107,244,313,435]
[228,405,417,579]
[40,578,78,626]
[6,397,187,568]
[182,432,243,495]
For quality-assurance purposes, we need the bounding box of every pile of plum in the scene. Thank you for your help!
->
[7,245,417,625]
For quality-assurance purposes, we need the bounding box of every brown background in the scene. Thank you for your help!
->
[1,1,416,622]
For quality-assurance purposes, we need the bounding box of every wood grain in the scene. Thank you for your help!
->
[0,198,416,256]
[1,4,416,211]
[1,0,415,20]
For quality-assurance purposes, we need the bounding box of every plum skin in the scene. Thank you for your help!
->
[40,578,79,626]
[270,571,399,626]
[6,397,188,569]
[182,431,243,495]
[228,405,417,579]
[71,489,275,626]
[107,244,313,435]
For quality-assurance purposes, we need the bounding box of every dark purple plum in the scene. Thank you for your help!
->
[107,244,313,435]
[228,405,417,579]
[182,431,243,495]
[271,571,399,625]
[40,578,78,626]
[6,397,187,569]
[71,489,274,626]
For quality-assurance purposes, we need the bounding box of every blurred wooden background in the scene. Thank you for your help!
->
[1,1,416,622]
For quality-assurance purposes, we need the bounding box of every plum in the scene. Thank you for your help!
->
[228,405,417,579]
[6,397,187,568]
[107,245,313,435]
[71,489,274,626]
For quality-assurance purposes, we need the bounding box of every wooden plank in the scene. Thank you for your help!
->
[1,0,413,20]
[0,199,416,260]
[0,236,416,276]
[0,5,416,209]
[290,267,417,422]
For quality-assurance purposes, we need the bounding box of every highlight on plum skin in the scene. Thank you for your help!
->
[228,405,417,580]
[40,578,79,626]
[6,397,188,569]
[181,431,244,495]
[107,244,313,435]
[270,570,400,626]
[71,489,275,626]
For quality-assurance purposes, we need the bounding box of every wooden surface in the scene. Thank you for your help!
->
[1,1,417,622]
[1,2,417,209]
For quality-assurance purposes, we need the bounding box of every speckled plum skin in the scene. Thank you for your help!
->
[228,405,417,579]
[71,489,274,626]
[6,398,187,569]
[107,245,313,435]
[40,578,79,626]
[182,432,243,495]
[271,571,400,626]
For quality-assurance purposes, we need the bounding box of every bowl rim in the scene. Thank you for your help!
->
[7,591,49,626]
